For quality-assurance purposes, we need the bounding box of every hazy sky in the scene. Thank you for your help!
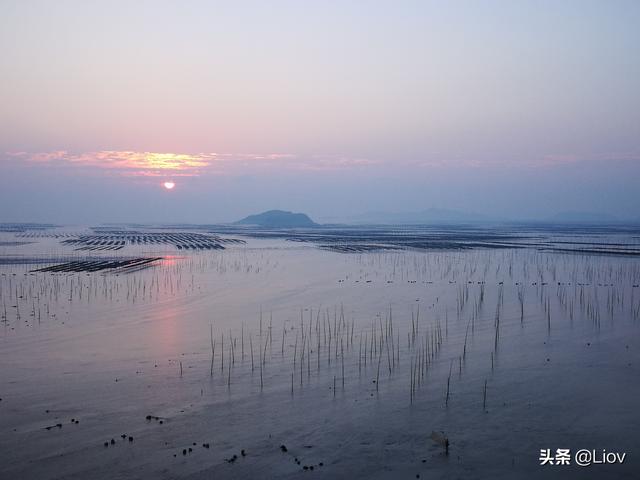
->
[1,0,639,223]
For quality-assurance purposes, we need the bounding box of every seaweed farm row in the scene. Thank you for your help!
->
[0,241,34,247]
[59,233,245,251]
[6,223,640,256]
[0,223,59,233]
[32,257,163,273]
[206,224,640,255]
[15,232,81,239]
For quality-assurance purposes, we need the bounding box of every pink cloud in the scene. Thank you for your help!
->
[5,150,378,177]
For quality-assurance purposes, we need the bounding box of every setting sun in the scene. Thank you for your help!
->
[163,181,175,190]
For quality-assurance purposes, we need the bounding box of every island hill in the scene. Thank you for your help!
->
[235,210,318,228]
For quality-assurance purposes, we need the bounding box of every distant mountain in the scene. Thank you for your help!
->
[346,208,492,225]
[546,211,619,224]
[235,210,318,228]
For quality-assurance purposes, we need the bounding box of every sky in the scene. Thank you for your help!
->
[1,0,639,224]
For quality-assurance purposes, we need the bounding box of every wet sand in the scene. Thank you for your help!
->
[1,226,639,479]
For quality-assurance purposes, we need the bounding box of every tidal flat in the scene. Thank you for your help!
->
[1,224,639,479]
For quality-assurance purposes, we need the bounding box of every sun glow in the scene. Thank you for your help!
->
[163,181,175,190]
